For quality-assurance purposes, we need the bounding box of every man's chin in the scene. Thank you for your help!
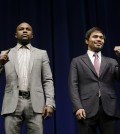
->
[94,46,103,52]
[95,49,102,52]
[20,40,30,45]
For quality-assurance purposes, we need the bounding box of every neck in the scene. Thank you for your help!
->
[18,41,30,46]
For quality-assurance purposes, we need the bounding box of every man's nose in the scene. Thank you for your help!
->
[23,29,27,32]
[97,37,102,41]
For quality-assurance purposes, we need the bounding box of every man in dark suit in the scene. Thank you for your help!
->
[0,22,55,134]
[68,27,120,134]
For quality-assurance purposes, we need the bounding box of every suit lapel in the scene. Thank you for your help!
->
[29,46,35,74]
[81,54,108,77]
[11,47,19,75]
[81,54,97,75]
[11,45,36,76]
[99,55,108,77]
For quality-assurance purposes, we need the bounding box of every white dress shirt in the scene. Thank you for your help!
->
[17,43,31,91]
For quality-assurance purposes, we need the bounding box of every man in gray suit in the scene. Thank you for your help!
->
[69,27,120,134]
[0,22,55,134]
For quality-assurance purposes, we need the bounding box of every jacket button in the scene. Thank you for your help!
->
[96,93,99,96]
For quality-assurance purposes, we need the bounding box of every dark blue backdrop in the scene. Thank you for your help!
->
[0,0,120,134]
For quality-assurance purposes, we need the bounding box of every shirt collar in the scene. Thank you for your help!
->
[16,43,31,50]
[87,50,101,58]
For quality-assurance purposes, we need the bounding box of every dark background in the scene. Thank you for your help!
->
[0,0,120,133]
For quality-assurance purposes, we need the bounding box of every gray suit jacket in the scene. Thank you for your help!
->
[0,45,55,115]
[69,53,120,118]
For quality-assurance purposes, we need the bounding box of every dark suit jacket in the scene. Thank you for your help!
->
[69,53,120,118]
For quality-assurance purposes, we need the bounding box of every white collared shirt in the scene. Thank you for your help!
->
[87,50,101,65]
[17,43,31,91]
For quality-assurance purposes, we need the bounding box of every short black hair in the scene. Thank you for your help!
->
[85,27,105,41]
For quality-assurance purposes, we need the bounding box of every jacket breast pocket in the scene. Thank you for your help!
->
[109,94,117,99]
[33,59,42,68]
[81,93,91,100]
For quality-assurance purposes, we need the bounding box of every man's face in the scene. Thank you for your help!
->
[86,31,105,52]
[15,22,33,45]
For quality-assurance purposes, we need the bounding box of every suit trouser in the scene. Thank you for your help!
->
[4,96,43,134]
[79,98,118,134]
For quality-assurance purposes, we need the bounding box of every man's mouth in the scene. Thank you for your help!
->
[94,42,102,46]
[22,34,28,37]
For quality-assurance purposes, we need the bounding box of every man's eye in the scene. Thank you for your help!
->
[18,28,23,31]
[100,37,104,39]
[93,35,98,38]
[26,28,32,31]
[92,35,104,39]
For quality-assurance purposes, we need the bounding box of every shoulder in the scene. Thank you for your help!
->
[102,55,116,61]
[71,54,87,62]
[33,47,47,53]
[102,55,117,64]
[32,47,48,56]
[33,47,50,61]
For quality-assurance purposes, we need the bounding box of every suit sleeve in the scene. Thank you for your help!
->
[41,51,55,108]
[0,53,5,74]
[0,65,4,74]
[68,58,83,113]
[114,57,120,81]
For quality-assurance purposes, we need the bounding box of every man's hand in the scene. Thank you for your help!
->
[0,49,11,65]
[76,109,86,120]
[114,46,120,57]
[42,106,54,119]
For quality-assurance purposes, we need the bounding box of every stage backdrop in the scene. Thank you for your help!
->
[0,0,120,134]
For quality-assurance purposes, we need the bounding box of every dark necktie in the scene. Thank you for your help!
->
[94,53,100,76]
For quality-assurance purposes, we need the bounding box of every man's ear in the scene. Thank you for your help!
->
[85,40,88,44]
[15,33,17,38]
